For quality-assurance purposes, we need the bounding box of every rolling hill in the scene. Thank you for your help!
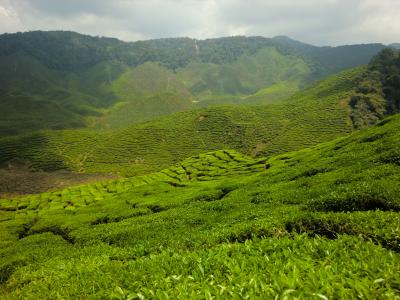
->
[0,110,399,298]
[0,31,386,135]
[0,67,363,177]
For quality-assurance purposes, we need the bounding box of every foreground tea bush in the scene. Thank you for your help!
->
[308,181,400,212]
[0,114,400,298]
[4,236,400,299]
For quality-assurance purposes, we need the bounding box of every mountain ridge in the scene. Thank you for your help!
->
[0,30,387,135]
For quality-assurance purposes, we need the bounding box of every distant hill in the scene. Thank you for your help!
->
[390,43,400,49]
[0,31,387,135]
[273,35,385,74]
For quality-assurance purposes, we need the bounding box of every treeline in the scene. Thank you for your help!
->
[0,31,118,70]
[0,31,282,70]
[369,48,400,114]
[350,48,400,128]
[0,31,385,72]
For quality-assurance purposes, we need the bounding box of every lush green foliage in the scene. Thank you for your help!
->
[0,53,125,135]
[0,113,399,298]
[369,48,400,114]
[348,48,400,128]
[1,32,399,299]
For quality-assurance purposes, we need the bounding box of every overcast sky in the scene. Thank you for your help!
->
[0,0,398,46]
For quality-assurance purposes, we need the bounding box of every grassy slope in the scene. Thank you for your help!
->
[0,53,126,135]
[0,114,399,298]
[178,47,310,97]
[0,54,85,135]
[0,67,360,176]
[94,62,194,129]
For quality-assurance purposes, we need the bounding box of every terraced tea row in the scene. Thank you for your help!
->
[0,150,266,213]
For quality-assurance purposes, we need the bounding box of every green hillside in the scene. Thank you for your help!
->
[0,67,365,176]
[0,31,386,134]
[1,111,399,298]
[94,47,312,128]
[95,62,194,128]
[4,45,399,179]
[0,52,125,135]
[178,47,311,96]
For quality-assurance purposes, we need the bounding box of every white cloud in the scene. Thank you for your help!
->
[0,0,398,45]
[0,6,16,17]
[0,1,22,32]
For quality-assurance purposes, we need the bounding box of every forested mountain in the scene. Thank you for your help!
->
[0,31,387,135]
[272,35,385,74]
[0,32,384,71]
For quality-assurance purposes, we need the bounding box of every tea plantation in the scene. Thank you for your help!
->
[0,67,362,177]
[1,113,399,298]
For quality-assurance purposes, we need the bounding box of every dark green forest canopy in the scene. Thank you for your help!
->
[348,48,400,128]
[0,31,386,71]
[369,48,400,113]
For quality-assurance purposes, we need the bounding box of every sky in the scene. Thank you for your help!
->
[0,0,398,46]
